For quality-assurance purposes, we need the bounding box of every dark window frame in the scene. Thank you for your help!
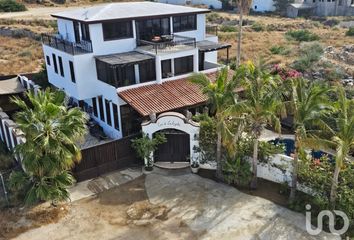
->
[102,20,133,41]
[98,96,105,122]
[46,55,51,66]
[174,55,193,76]
[92,97,98,117]
[112,103,119,130]
[69,61,76,83]
[52,54,58,73]
[81,23,91,41]
[173,14,197,33]
[105,99,112,126]
[58,56,64,77]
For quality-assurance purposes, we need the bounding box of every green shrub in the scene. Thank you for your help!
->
[251,22,265,32]
[0,0,27,12]
[269,45,291,55]
[219,25,237,32]
[285,29,320,42]
[206,12,221,23]
[346,27,354,36]
[292,42,324,72]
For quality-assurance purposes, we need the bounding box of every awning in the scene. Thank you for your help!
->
[197,40,231,53]
[95,51,155,67]
[0,77,26,96]
[289,3,314,9]
[118,70,239,116]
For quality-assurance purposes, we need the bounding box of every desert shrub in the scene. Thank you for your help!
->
[218,32,235,41]
[0,143,14,171]
[346,27,354,37]
[269,45,291,55]
[292,42,324,72]
[251,22,265,32]
[32,63,50,88]
[206,12,221,23]
[285,29,320,42]
[219,25,237,32]
[0,0,26,12]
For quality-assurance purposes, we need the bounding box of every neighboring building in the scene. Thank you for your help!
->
[251,0,276,12]
[42,2,230,146]
[158,0,222,9]
[287,0,354,17]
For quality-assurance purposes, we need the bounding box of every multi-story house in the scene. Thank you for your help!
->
[288,0,354,17]
[42,2,230,140]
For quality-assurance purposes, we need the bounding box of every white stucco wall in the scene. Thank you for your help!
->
[159,0,222,9]
[251,0,275,12]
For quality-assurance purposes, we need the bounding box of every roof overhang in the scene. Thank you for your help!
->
[197,40,231,52]
[95,51,155,68]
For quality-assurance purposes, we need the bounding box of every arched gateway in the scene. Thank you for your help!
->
[141,112,200,166]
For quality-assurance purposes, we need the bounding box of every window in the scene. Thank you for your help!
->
[58,56,64,77]
[46,55,51,66]
[112,103,119,130]
[96,60,115,86]
[116,65,136,87]
[103,20,133,41]
[81,23,90,41]
[120,104,141,136]
[92,97,98,117]
[69,61,76,83]
[96,60,136,88]
[105,99,112,126]
[52,54,58,73]
[161,59,172,78]
[173,15,196,32]
[174,55,193,75]
[139,60,156,83]
[73,21,80,43]
[136,17,170,41]
[98,96,105,121]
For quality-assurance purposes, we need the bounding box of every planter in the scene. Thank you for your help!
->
[191,166,199,174]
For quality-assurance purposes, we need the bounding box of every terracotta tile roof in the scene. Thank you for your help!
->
[118,78,208,116]
[118,70,238,116]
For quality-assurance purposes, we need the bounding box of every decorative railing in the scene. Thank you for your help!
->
[136,34,196,54]
[206,25,218,36]
[41,34,93,55]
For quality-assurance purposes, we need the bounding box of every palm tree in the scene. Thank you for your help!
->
[234,62,284,189]
[236,0,252,67]
[287,78,330,203]
[190,68,238,179]
[314,86,354,208]
[10,89,88,205]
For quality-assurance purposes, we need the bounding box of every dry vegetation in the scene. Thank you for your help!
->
[0,35,43,76]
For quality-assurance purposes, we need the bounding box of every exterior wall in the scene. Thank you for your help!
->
[57,19,76,42]
[251,0,276,12]
[302,0,354,16]
[89,22,137,55]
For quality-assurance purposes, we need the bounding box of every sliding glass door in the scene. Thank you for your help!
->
[136,17,170,42]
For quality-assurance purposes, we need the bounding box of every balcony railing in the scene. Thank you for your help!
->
[42,34,93,55]
[206,25,218,36]
[136,34,196,54]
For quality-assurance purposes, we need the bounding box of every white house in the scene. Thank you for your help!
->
[158,0,222,9]
[42,2,230,164]
[251,0,276,12]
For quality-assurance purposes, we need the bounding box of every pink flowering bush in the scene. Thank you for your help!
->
[271,64,302,81]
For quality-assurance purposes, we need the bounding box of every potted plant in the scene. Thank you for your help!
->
[131,133,166,172]
[190,159,200,174]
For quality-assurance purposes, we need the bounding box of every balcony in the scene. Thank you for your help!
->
[136,34,196,55]
[42,34,93,55]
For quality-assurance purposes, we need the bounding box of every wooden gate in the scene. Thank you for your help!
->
[72,134,142,182]
[154,130,190,163]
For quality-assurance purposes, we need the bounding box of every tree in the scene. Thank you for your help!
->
[236,0,252,67]
[190,68,238,179]
[315,86,354,209]
[234,61,284,189]
[10,89,88,205]
[286,78,330,203]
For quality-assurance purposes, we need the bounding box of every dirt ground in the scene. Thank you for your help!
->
[2,175,199,240]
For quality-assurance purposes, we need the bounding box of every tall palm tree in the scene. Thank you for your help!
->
[10,89,88,205]
[190,68,238,178]
[287,78,330,203]
[314,86,354,208]
[234,61,284,189]
[236,0,252,67]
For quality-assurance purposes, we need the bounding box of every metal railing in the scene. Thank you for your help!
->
[136,34,196,54]
[206,25,218,36]
[42,34,93,55]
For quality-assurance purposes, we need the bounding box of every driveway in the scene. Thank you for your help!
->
[10,169,338,240]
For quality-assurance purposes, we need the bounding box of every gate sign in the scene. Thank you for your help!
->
[141,112,200,165]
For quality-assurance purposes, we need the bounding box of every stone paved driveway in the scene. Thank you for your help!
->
[146,169,339,240]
